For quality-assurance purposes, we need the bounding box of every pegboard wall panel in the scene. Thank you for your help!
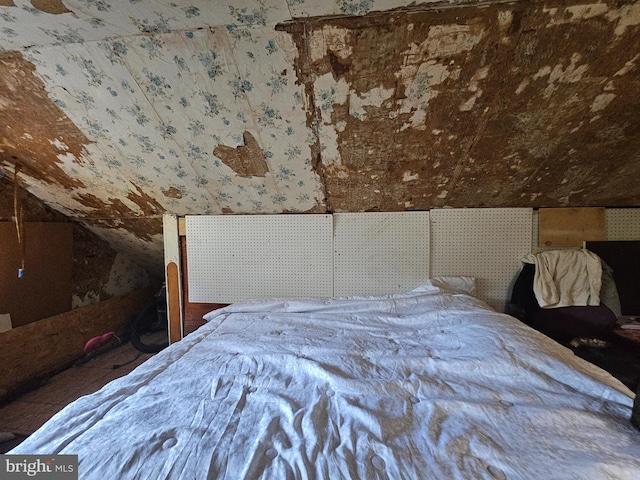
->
[430,208,533,312]
[532,212,540,251]
[186,215,334,303]
[605,209,640,240]
[334,212,430,296]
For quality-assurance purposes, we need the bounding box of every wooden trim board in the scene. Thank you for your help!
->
[163,215,183,343]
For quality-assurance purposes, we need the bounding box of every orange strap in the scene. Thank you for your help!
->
[13,163,25,278]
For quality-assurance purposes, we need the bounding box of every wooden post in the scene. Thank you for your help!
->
[163,215,183,343]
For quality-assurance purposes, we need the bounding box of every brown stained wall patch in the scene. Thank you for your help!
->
[0,175,67,222]
[328,50,351,80]
[71,224,118,302]
[74,186,165,219]
[0,51,89,190]
[283,0,640,211]
[162,186,183,199]
[0,0,15,6]
[31,0,70,14]
[277,22,330,210]
[127,184,166,216]
[213,131,269,177]
[74,193,137,218]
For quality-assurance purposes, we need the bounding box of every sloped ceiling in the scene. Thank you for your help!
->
[1,0,639,274]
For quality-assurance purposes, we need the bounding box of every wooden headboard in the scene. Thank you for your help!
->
[163,210,537,343]
[165,210,640,344]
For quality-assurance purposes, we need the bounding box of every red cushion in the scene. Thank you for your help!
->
[83,332,116,353]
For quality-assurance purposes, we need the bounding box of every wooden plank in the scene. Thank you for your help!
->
[184,304,217,336]
[166,262,182,343]
[0,287,155,400]
[539,207,606,247]
[163,214,183,343]
[0,222,73,327]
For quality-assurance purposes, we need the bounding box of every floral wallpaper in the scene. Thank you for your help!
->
[0,0,438,53]
[0,0,483,273]
[22,26,320,215]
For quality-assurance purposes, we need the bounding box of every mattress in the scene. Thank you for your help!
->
[10,278,640,479]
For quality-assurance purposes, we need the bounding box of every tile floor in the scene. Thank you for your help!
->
[0,341,155,452]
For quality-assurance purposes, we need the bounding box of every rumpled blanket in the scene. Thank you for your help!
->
[10,279,640,479]
[522,250,602,308]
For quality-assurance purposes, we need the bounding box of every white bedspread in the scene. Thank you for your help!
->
[10,280,640,479]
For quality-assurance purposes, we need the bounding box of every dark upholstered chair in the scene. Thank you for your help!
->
[508,263,618,343]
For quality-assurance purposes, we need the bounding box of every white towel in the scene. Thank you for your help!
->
[522,250,602,309]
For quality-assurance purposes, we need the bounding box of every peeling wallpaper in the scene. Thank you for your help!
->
[1,0,639,273]
[22,28,320,213]
[294,2,640,212]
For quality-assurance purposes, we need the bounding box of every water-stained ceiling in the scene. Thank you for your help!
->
[1,0,639,274]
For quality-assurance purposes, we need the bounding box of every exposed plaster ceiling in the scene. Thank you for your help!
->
[1,0,639,274]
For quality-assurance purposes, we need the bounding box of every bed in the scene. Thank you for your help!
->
[9,277,640,479]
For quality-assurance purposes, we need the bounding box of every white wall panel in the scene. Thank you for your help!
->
[186,209,540,308]
[186,215,333,303]
[430,208,532,312]
[334,212,430,296]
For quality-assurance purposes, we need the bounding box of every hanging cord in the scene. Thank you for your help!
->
[13,163,25,278]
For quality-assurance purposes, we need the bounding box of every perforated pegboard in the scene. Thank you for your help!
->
[606,208,640,240]
[430,208,533,312]
[186,215,334,303]
[333,212,430,296]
